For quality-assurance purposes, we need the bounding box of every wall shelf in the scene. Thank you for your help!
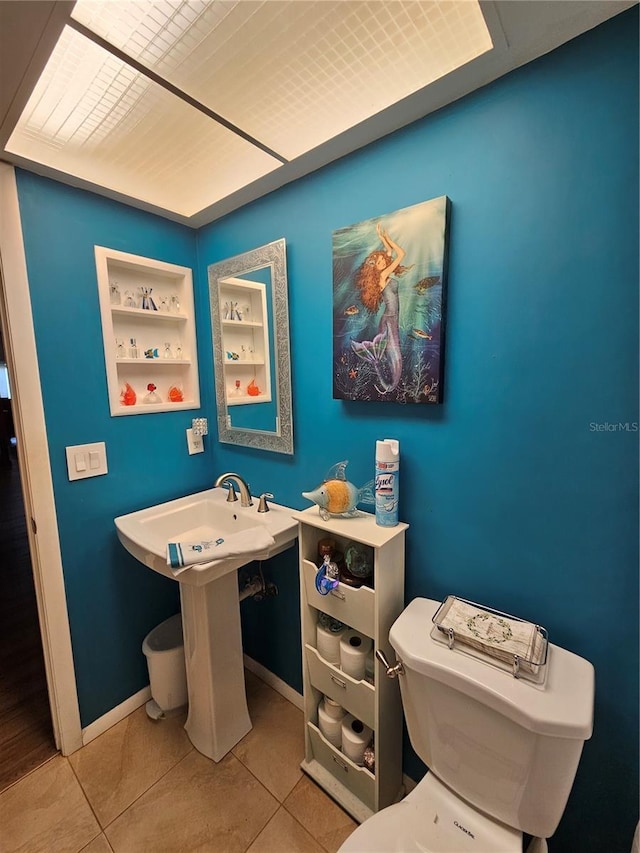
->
[95,246,200,415]
[292,506,407,824]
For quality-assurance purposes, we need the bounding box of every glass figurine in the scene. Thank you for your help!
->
[175,344,183,359]
[129,337,139,358]
[170,295,180,313]
[109,282,121,305]
[163,342,173,359]
[315,554,340,595]
[143,383,161,404]
[139,287,157,311]
[124,290,136,308]
[120,383,137,406]
[116,339,126,358]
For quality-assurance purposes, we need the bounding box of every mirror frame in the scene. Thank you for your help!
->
[208,238,293,454]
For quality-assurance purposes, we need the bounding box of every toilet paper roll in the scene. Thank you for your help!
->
[318,700,343,747]
[316,622,345,665]
[323,696,345,720]
[339,630,373,681]
[341,714,373,765]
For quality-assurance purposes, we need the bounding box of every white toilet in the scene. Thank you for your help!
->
[339,598,595,853]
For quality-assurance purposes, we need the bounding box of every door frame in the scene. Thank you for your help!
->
[0,163,82,755]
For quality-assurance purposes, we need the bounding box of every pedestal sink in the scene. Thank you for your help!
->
[115,487,297,761]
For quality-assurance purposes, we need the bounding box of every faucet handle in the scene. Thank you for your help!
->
[223,481,238,502]
[257,493,274,513]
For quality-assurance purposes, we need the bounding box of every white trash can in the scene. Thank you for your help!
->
[142,613,188,718]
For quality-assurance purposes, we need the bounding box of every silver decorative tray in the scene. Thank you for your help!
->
[431,595,548,682]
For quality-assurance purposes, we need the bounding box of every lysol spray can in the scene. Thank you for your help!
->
[375,439,399,527]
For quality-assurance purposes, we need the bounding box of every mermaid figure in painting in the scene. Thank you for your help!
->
[351,223,408,393]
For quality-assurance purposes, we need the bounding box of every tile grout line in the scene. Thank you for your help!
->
[0,751,59,797]
[67,753,105,848]
[101,745,197,834]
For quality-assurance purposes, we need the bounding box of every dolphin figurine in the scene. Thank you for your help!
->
[302,461,374,520]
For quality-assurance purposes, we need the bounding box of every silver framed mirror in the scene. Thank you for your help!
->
[208,239,293,454]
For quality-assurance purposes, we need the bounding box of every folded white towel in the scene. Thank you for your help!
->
[166,527,275,575]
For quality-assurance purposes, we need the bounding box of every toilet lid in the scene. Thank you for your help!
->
[339,774,522,853]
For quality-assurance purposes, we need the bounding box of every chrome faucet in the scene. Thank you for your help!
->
[214,472,253,508]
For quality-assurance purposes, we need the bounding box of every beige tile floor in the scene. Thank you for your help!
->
[0,671,358,853]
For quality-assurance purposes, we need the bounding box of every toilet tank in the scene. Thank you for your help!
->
[390,598,595,839]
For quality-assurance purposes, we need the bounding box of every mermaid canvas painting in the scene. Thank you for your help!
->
[333,197,450,403]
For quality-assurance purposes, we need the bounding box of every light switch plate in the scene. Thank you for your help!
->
[66,442,108,481]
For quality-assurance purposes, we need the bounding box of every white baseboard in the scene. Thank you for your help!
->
[81,660,302,747]
[82,686,151,746]
[243,654,304,711]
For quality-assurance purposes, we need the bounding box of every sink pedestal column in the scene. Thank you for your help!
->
[179,571,251,761]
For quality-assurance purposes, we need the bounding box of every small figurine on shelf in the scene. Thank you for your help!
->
[175,344,183,360]
[144,348,159,359]
[124,290,136,308]
[163,342,174,359]
[109,281,121,305]
[247,379,261,396]
[158,297,169,312]
[230,379,243,397]
[226,351,239,361]
[129,337,139,358]
[169,295,180,313]
[302,460,375,521]
[139,287,157,310]
[315,554,340,595]
[120,383,137,406]
[143,383,161,404]
[223,301,231,320]
[168,385,184,403]
[116,339,126,358]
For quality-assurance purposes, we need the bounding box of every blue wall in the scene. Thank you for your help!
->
[15,174,216,725]
[197,12,638,853]
[15,9,637,853]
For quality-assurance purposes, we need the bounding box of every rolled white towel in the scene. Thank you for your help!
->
[167,527,275,573]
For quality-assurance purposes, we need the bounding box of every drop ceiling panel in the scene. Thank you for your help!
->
[71,0,493,160]
[6,25,281,217]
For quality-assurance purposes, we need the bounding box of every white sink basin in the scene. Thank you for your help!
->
[115,487,297,587]
[114,485,298,763]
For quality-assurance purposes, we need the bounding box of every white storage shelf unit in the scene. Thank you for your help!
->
[95,247,200,415]
[219,277,272,406]
[293,506,407,824]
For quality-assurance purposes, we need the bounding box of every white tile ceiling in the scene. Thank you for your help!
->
[6,0,492,218]
[69,0,492,160]
[3,0,632,224]
[7,25,281,215]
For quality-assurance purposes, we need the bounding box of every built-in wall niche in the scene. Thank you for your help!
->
[95,246,200,415]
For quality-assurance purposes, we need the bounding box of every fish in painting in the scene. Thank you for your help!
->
[344,305,360,316]
[409,329,433,340]
[302,461,374,520]
[414,275,440,294]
